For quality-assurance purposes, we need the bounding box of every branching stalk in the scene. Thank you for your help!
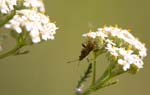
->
[92,53,96,85]
[0,44,24,59]
[82,63,125,95]
[0,33,27,59]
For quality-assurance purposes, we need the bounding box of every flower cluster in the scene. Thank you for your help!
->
[5,9,58,43]
[1,0,58,43]
[82,26,147,71]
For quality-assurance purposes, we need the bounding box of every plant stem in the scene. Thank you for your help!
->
[82,88,92,95]
[0,44,24,59]
[0,33,26,59]
[82,64,110,95]
[92,54,96,84]
[82,63,122,95]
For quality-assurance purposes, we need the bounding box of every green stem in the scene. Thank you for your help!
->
[92,53,96,85]
[82,64,112,95]
[94,63,114,86]
[0,33,27,59]
[0,44,24,59]
[82,89,92,95]
[82,63,125,95]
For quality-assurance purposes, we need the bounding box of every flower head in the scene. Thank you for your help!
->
[82,26,147,72]
[5,9,58,43]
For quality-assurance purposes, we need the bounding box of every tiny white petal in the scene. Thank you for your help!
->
[15,27,22,33]
[82,32,97,38]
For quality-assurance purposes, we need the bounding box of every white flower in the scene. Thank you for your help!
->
[121,30,135,40]
[118,54,143,71]
[29,29,40,43]
[105,39,116,46]
[41,23,57,40]
[106,43,118,57]
[118,59,130,71]
[97,29,108,39]
[23,0,45,12]
[82,32,97,39]
[103,26,113,32]
[118,48,133,56]
[82,26,147,71]
[5,9,58,43]
[0,0,17,14]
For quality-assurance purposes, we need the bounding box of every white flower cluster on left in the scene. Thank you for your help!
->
[5,9,58,43]
[83,26,147,71]
[1,0,58,43]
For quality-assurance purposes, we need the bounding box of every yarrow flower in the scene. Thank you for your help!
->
[5,9,58,43]
[82,26,147,71]
[0,0,17,14]
[23,0,45,12]
[0,0,58,44]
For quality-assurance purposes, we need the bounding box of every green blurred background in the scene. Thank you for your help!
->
[0,0,150,95]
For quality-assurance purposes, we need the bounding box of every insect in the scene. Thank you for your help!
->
[67,40,96,64]
[79,40,96,61]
